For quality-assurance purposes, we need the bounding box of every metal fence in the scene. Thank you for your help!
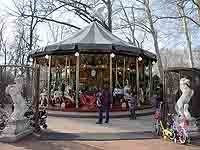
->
[163,69,200,128]
[0,65,40,133]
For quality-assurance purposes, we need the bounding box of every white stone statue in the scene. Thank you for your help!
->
[5,77,28,121]
[40,89,48,108]
[175,78,194,121]
[124,80,131,96]
[113,88,123,96]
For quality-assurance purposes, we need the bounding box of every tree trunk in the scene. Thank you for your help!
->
[119,0,136,46]
[176,0,194,67]
[144,0,163,80]
[4,48,6,65]
[193,0,200,22]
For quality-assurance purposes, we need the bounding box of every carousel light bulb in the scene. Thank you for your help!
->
[138,56,142,61]
[29,57,33,62]
[67,69,70,74]
[75,52,79,56]
[18,70,22,75]
[45,55,49,59]
[111,53,115,58]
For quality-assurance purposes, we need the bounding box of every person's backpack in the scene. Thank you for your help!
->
[96,98,102,107]
[96,92,102,107]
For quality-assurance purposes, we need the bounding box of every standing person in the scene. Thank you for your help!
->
[61,81,65,97]
[96,83,111,124]
[96,88,102,110]
[127,90,136,120]
[155,84,163,109]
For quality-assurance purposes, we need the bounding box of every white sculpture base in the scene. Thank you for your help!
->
[0,119,33,142]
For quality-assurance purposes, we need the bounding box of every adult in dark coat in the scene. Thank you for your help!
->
[61,81,65,97]
[96,83,111,124]
[155,83,163,109]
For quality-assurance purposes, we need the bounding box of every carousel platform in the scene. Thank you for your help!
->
[47,104,153,112]
[47,107,154,118]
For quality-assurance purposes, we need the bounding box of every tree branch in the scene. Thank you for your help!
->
[21,13,81,29]
[154,15,200,27]
[101,0,108,5]
[135,0,145,5]
[57,0,91,9]
[192,0,200,14]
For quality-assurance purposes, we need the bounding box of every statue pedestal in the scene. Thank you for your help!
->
[0,119,33,142]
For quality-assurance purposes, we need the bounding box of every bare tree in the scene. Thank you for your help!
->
[55,0,113,31]
[154,0,197,68]
[101,0,112,31]
[0,19,13,65]
[7,0,115,66]
[6,0,198,76]
[10,0,43,64]
[0,20,7,64]
[155,0,200,28]
[47,22,75,42]
[114,0,152,48]
[192,0,200,21]
[134,0,163,79]
[176,0,194,67]
[119,0,137,46]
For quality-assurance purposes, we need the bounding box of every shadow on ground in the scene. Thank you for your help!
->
[3,131,200,150]
[191,135,200,146]
[8,135,101,150]
[39,129,159,141]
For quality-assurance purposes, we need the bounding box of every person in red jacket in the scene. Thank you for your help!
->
[96,83,111,124]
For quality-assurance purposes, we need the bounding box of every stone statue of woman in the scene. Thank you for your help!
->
[5,77,28,121]
[175,78,194,121]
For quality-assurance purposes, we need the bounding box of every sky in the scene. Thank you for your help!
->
[0,0,156,52]
[0,0,199,59]
[0,0,16,43]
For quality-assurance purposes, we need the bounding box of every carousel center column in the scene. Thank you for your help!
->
[48,55,52,100]
[110,53,115,105]
[75,52,80,108]
[136,56,140,107]
[148,59,153,102]
[65,56,68,81]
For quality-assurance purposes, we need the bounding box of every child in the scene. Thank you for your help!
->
[127,90,136,120]
[96,88,102,109]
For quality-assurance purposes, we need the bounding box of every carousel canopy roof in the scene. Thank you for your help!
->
[31,21,156,59]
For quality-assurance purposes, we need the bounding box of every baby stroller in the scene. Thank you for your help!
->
[0,112,8,131]
[38,107,48,129]
[24,106,48,132]
[37,95,48,129]
[0,106,10,131]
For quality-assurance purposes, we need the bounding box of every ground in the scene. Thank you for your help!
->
[0,115,199,150]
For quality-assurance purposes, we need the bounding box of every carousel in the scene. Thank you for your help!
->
[30,21,157,112]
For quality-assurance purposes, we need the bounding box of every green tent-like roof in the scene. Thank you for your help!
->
[31,21,156,60]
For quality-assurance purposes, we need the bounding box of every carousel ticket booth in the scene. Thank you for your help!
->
[31,21,156,112]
